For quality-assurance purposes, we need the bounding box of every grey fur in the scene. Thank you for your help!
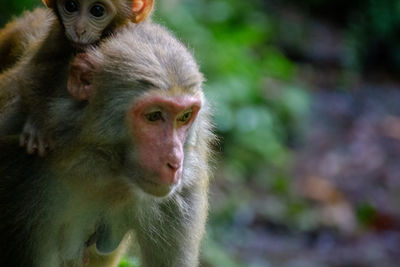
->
[0,12,214,267]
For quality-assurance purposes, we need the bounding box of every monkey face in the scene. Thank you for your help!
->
[57,0,117,47]
[125,91,202,197]
[66,22,207,198]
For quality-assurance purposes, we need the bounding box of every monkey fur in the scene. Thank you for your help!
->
[0,0,154,156]
[0,18,214,267]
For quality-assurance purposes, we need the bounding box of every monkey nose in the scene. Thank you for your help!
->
[75,28,86,37]
[167,162,180,171]
[159,161,182,185]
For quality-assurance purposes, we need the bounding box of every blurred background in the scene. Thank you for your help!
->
[2,0,400,266]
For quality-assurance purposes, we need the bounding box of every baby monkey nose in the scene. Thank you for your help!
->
[75,27,86,37]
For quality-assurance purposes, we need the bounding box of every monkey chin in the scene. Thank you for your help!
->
[123,161,182,198]
[71,42,90,53]
[136,178,181,198]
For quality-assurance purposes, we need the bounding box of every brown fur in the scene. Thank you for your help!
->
[0,8,51,72]
[0,9,73,155]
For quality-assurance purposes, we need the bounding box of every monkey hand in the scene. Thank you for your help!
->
[95,223,126,255]
[19,117,53,157]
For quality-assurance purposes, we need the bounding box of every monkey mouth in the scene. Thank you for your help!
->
[71,40,100,51]
[136,178,176,198]
[123,163,177,197]
[72,42,90,51]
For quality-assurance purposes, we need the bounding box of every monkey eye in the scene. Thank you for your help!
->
[65,0,79,13]
[90,4,106,17]
[177,110,193,124]
[145,111,163,122]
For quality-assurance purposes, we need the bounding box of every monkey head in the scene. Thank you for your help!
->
[42,0,154,48]
[66,23,207,198]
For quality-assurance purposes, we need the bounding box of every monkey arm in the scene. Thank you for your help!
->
[0,7,74,156]
[0,52,55,155]
[0,66,24,136]
[0,135,49,266]
[0,8,53,73]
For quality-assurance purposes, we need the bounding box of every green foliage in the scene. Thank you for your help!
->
[202,234,242,267]
[118,256,141,267]
[356,202,377,226]
[348,0,400,73]
[0,0,39,26]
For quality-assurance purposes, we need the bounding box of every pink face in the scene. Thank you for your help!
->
[128,93,202,196]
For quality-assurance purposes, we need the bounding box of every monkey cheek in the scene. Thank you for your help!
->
[65,30,77,43]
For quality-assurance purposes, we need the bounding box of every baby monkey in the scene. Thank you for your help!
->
[13,0,153,155]
[43,0,153,50]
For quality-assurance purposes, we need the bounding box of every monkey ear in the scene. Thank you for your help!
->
[131,0,154,23]
[68,53,100,101]
[42,0,53,8]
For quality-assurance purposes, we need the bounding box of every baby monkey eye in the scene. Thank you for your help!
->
[90,4,106,17]
[178,111,193,123]
[145,111,163,122]
[65,0,79,13]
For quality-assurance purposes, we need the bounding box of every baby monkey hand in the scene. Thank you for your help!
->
[19,117,53,157]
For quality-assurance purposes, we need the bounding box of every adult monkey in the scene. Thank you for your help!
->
[0,20,214,267]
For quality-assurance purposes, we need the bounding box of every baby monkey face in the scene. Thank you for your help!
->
[57,0,117,47]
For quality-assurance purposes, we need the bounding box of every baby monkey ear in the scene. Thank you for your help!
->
[42,0,54,8]
[131,0,154,23]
